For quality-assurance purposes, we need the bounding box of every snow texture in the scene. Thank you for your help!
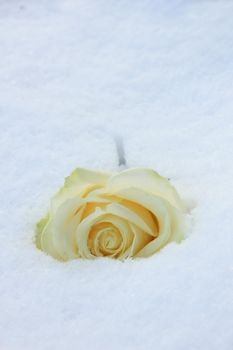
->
[0,0,233,349]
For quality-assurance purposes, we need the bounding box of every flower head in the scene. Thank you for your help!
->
[36,168,186,260]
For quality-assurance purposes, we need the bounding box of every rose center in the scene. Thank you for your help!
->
[89,222,123,256]
[100,228,121,250]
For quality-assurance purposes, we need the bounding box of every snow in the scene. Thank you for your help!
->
[0,0,233,349]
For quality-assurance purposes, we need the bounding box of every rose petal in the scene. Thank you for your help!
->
[109,187,181,256]
[51,198,85,260]
[128,224,154,256]
[105,202,155,236]
[51,168,112,213]
[136,210,171,257]
[114,199,158,236]
[105,168,185,211]
[35,214,49,249]
[76,208,107,259]
[40,221,62,260]
[40,197,85,260]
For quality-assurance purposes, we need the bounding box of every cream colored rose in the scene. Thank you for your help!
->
[36,168,186,260]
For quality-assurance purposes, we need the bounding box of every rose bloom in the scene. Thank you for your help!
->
[36,168,186,260]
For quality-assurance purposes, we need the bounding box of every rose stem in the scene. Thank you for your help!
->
[114,134,127,169]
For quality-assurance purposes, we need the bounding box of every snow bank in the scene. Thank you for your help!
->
[0,1,233,349]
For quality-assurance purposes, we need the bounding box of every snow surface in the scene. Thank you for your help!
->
[0,0,233,349]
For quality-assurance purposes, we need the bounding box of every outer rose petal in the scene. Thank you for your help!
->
[48,197,85,260]
[35,214,49,249]
[40,221,62,260]
[51,168,112,212]
[105,168,185,211]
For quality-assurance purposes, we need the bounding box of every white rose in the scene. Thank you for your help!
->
[36,168,186,260]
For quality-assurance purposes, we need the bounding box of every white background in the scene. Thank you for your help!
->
[0,1,233,349]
